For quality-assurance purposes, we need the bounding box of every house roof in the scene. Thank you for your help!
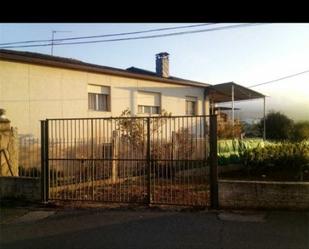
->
[0,49,210,88]
[126,67,208,86]
[207,82,265,103]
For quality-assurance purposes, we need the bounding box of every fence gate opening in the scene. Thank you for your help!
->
[41,115,218,207]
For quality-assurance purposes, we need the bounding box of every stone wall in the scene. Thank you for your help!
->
[0,176,41,200]
[219,180,309,210]
[0,110,19,176]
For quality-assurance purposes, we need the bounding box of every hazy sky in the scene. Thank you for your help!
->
[1,23,308,121]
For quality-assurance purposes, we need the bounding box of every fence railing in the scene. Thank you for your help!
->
[18,136,41,178]
[40,115,218,207]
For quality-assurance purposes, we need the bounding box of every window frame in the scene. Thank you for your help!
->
[137,105,161,115]
[185,96,198,115]
[137,90,161,115]
[88,85,111,112]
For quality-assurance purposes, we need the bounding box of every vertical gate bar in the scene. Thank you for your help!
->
[209,115,218,209]
[169,117,172,203]
[45,120,49,202]
[49,121,52,199]
[66,120,69,199]
[204,116,208,205]
[40,120,46,203]
[73,120,76,199]
[91,119,94,200]
[49,121,55,199]
[143,118,146,200]
[56,120,59,200]
[78,120,81,200]
[146,117,151,204]
[70,121,72,199]
[49,121,51,199]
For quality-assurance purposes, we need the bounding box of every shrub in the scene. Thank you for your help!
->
[259,111,294,140]
[239,141,309,171]
[292,121,309,141]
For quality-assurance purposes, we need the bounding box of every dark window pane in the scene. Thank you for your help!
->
[98,94,108,111]
[144,106,151,114]
[186,100,196,115]
[88,93,96,110]
[106,95,110,111]
[152,106,160,114]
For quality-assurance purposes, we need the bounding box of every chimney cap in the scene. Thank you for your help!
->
[156,52,169,58]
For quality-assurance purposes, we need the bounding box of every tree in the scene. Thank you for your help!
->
[242,121,261,138]
[292,121,309,141]
[259,111,294,141]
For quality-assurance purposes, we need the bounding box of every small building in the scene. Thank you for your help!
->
[0,49,265,138]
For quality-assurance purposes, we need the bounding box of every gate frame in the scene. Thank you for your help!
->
[41,120,49,203]
[41,115,218,208]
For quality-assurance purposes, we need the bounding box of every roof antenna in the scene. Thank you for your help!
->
[51,30,72,56]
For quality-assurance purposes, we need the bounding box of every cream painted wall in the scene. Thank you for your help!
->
[0,60,209,138]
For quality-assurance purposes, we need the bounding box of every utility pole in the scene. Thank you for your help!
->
[51,30,71,56]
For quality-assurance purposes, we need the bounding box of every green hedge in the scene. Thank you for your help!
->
[217,139,309,169]
[239,141,309,170]
[218,139,268,165]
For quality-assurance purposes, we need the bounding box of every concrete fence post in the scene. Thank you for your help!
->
[0,109,18,177]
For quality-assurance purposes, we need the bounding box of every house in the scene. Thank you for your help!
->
[0,49,265,138]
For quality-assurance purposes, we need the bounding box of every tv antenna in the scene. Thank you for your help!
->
[51,30,72,55]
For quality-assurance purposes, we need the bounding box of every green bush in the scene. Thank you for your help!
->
[239,141,309,171]
[292,121,309,141]
[259,111,294,140]
[217,139,266,166]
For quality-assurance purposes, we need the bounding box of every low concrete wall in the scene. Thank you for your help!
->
[219,180,309,210]
[0,176,40,200]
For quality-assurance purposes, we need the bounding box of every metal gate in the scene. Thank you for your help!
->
[41,115,218,207]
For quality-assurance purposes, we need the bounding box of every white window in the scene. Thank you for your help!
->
[137,91,161,115]
[186,96,197,115]
[88,84,110,111]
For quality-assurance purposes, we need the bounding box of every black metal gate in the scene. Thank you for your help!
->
[41,115,218,207]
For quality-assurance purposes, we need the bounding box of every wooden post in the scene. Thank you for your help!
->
[209,115,218,209]
[111,130,118,183]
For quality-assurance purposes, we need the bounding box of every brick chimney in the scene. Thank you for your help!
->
[156,52,169,78]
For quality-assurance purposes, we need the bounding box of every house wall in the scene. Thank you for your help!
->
[0,60,209,138]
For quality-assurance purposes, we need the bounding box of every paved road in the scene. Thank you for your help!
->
[0,208,308,249]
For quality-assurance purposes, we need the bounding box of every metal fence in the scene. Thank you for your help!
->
[41,115,218,207]
[18,136,41,178]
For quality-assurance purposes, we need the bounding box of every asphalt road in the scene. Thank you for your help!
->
[0,208,308,249]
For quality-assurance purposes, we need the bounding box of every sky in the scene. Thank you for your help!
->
[1,23,309,121]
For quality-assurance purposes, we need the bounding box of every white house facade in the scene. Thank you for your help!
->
[0,51,211,138]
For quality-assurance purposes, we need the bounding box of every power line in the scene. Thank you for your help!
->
[0,23,266,49]
[0,23,215,46]
[248,69,309,88]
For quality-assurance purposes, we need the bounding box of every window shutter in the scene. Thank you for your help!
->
[137,91,161,106]
[186,96,197,102]
[88,84,110,94]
